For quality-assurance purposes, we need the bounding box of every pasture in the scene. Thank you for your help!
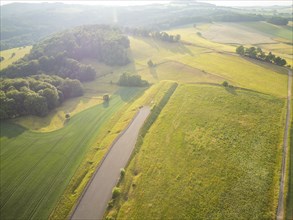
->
[0,87,143,220]
[200,22,275,44]
[107,84,285,220]
[241,22,292,42]
[0,46,32,70]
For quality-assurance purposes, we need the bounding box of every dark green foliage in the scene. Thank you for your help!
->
[1,25,130,81]
[267,17,288,26]
[0,56,4,62]
[214,13,264,22]
[236,45,245,56]
[118,73,149,87]
[147,59,154,67]
[123,27,181,43]
[112,187,121,199]
[222,81,229,87]
[65,113,70,119]
[236,45,287,66]
[103,94,110,102]
[0,75,83,119]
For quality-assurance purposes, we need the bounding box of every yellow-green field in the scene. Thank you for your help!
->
[1,21,291,220]
[107,84,285,220]
[0,46,32,70]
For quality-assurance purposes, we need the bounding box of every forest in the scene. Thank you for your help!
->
[0,25,130,119]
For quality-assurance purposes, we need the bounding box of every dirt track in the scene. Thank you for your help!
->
[277,69,292,220]
[71,106,150,220]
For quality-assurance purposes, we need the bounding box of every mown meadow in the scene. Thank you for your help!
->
[107,84,285,220]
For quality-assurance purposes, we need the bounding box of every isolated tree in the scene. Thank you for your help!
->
[147,59,154,67]
[222,81,229,87]
[103,94,110,102]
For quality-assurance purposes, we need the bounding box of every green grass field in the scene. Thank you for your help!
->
[241,22,292,42]
[286,94,293,220]
[0,21,290,220]
[0,46,32,70]
[107,84,285,220]
[0,87,143,220]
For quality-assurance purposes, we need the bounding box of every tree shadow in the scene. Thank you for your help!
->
[103,100,109,108]
[149,67,158,79]
[225,86,237,95]
[0,121,27,139]
[115,87,147,103]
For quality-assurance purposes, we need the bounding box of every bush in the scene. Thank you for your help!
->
[112,187,121,199]
[120,168,125,178]
[103,94,110,102]
[65,113,70,119]
[222,81,229,87]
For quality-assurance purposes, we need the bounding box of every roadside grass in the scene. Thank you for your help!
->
[49,81,176,220]
[0,46,32,70]
[108,84,285,220]
[286,90,293,220]
[0,87,143,220]
[241,22,292,42]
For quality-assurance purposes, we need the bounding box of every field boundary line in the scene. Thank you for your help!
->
[68,107,141,219]
[277,69,292,220]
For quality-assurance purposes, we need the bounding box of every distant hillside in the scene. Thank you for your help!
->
[2,2,291,50]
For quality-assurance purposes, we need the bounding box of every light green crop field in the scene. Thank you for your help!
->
[0,46,32,70]
[241,22,293,42]
[107,84,285,220]
[0,87,143,220]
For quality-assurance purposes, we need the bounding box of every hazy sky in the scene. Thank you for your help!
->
[0,0,292,7]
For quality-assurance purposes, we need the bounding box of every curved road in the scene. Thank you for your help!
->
[71,106,151,220]
[277,69,292,220]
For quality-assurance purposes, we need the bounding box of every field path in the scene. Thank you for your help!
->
[71,106,151,220]
[277,69,292,220]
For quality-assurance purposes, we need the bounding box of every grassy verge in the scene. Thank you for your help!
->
[107,84,285,219]
[286,93,293,220]
[49,81,177,220]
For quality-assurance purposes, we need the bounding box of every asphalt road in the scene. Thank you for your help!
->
[71,106,151,220]
[277,69,292,220]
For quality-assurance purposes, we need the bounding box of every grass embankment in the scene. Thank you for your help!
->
[108,84,285,220]
[49,81,177,220]
[0,87,143,220]
[286,88,293,220]
[0,46,32,70]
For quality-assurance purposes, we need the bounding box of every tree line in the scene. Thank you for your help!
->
[123,27,181,43]
[236,45,287,66]
[118,73,149,87]
[0,75,83,119]
[0,25,131,120]
[1,25,130,81]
